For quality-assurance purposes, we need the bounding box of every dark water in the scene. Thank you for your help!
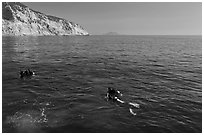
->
[2,35,202,133]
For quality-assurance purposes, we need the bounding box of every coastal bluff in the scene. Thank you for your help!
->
[2,2,89,36]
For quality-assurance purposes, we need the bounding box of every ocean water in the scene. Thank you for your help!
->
[2,35,202,133]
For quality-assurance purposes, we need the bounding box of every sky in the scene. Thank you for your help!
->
[23,2,202,35]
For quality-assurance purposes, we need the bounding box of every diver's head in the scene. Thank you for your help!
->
[107,87,122,100]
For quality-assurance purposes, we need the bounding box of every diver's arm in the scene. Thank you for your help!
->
[115,97,125,103]
[128,102,140,108]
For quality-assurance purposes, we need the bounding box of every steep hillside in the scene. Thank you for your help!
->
[2,2,89,36]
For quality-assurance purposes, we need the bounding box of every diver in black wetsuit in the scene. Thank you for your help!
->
[106,87,123,101]
[19,69,35,78]
[106,87,140,115]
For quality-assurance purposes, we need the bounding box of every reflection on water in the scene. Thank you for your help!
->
[12,37,39,63]
[3,36,40,69]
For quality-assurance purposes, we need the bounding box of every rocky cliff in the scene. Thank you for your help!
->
[2,2,89,36]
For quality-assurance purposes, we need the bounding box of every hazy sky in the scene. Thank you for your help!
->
[23,2,202,35]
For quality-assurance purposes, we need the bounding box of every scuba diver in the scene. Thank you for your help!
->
[106,87,140,115]
[19,69,35,78]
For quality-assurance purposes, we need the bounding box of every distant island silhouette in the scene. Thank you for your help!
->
[104,32,120,35]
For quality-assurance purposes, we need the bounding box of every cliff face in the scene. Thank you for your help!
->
[2,2,89,36]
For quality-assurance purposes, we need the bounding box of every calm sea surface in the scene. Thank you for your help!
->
[2,35,202,133]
